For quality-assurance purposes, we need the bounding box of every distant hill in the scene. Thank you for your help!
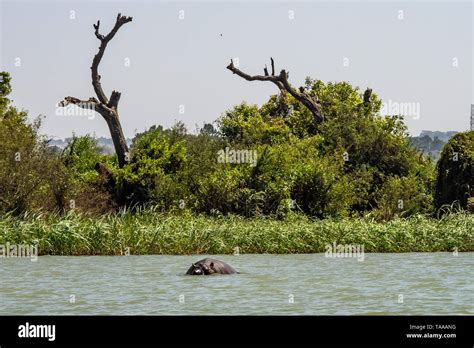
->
[408,131,458,161]
[47,131,458,161]
[47,137,133,155]
[419,130,458,143]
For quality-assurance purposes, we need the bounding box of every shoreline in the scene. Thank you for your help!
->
[1,211,472,256]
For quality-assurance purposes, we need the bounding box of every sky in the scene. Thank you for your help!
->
[0,0,472,139]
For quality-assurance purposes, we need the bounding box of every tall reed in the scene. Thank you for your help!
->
[0,210,472,255]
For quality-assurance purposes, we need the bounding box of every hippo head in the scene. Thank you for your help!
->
[188,262,215,275]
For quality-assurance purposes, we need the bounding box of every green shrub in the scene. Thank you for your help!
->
[374,175,433,220]
[117,124,187,205]
[435,131,474,212]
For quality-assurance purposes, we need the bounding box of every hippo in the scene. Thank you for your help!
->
[186,258,238,275]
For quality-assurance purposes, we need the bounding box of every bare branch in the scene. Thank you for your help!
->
[91,13,133,105]
[108,90,121,109]
[226,58,323,124]
[226,58,284,91]
[279,69,323,123]
[93,20,104,40]
[59,96,98,109]
[58,96,111,118]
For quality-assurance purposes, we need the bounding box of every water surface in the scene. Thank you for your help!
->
[1,253,472,315]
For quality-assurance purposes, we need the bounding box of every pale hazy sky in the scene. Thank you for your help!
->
[1,0,472,139]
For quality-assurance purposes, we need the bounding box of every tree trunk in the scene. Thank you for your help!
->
[104,111,129,168]
[59,13,133,168]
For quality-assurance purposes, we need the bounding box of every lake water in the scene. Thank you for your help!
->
[1,253,473,315]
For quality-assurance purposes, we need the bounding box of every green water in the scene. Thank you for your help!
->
[1,253,472,315]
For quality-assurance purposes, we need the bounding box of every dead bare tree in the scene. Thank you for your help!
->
[226,57,324,124]
[59,13,132,168]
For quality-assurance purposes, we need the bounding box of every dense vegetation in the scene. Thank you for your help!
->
[1,70,472,253]
[435,132,474,212]
[1,210,472,254]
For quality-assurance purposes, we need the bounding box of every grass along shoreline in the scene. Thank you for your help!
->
[0,210,473,255]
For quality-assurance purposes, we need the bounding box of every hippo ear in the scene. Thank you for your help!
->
[210,262,214,268]
[192,263,197,267]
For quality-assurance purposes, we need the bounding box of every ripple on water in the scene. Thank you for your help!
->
[0,253,473,315]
